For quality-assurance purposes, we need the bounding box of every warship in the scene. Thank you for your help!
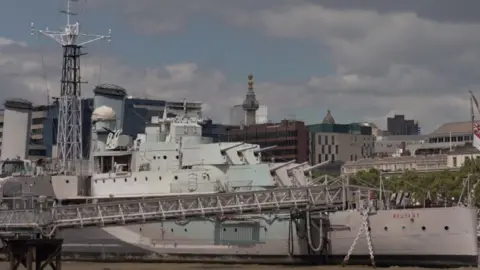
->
[0,96,477,267]
[0,0,476,264]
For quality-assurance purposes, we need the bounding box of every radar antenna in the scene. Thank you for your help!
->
[31,0,112,174]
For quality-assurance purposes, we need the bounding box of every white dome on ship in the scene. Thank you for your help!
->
[91,105,116,121]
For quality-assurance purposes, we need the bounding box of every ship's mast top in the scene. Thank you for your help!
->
[31,0,111,46]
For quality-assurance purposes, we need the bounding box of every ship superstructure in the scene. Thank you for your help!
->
[87,100,320,199]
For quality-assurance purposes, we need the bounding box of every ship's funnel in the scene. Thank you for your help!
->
[1,99,33,160]
[93,84,127,130]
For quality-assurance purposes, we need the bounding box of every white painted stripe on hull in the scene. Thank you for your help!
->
[102,227,231,251]
[63,244,121,247]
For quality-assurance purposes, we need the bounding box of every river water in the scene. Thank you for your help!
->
[0,262,475,270]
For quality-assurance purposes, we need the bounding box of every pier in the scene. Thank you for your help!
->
[3,238,63,270]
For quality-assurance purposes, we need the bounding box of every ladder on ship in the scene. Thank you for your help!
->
[0,185,345,237]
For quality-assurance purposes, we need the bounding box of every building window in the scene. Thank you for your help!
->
[328,145,331,154]
[317,135,322,144]
[324,136,328,145]
[452,157,457,167]
[331,154,335,162]
[335,145,339,154]
[324,154,328,161]
[350,154,353,161]
[32,118,45,125]
[331,136,335,145]
[321,145,325,153]
[318,154,322,163]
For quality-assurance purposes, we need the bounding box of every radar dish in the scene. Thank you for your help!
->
[91,105,116,121]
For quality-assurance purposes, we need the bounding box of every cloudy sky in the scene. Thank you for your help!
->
[1,0,480,133]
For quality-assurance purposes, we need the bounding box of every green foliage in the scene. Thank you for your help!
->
[348,157,480,204]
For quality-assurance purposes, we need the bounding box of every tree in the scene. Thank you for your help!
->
[347,159,480,205]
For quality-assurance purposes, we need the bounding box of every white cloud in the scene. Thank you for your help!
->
[4,1,480,133]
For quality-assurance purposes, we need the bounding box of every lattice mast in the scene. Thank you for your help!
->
[31,0,111,174]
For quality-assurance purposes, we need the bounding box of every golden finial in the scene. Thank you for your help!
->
[248,74,254,90]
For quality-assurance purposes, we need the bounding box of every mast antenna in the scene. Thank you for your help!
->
[30,0,112,174]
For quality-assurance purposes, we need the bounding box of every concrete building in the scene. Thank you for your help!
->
[342,155,449,175]
[387,114,420,135]
[308,110,375,166]
[446,147,480,168]
[374,121,474,157]
[225,120,309,163]
[343,146,479,175]
[375,135,427,157]
[229,104,268,126]
[1,99,33,160]
[0,102,52,160]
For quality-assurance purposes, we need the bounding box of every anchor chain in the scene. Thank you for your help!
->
[341,210,375,267]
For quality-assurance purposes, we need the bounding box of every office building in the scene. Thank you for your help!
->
[308,110,375,166]
[342,146,479,175]
[387,114,420,135]
[224,120,309,163]
[0,103,54,160]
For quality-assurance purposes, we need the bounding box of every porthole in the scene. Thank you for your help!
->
[65,180,69,184]
[421,226,426,231]
[174,176,178,180]
[163,155,167,159]
[444,226,449,231]
[384,226,388,231]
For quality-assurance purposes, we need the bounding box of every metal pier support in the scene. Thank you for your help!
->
[4,239,63,270]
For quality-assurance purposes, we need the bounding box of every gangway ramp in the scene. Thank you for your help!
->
[0,185,345,236]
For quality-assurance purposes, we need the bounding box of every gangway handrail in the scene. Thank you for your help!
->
[0,185,346,237]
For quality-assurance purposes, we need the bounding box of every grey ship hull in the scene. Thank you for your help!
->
[57,207,478,267]
[2,176,478,267]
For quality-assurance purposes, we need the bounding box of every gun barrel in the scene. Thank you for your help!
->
[270,160,297,172]
[253,145,277,153]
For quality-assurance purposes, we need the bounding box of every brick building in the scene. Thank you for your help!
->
[225,120,308,163]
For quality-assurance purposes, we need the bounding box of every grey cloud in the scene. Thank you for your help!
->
[315,0,480,23]
[4,1,480,133]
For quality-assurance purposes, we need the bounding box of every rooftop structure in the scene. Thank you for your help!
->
[242,74,260,126]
